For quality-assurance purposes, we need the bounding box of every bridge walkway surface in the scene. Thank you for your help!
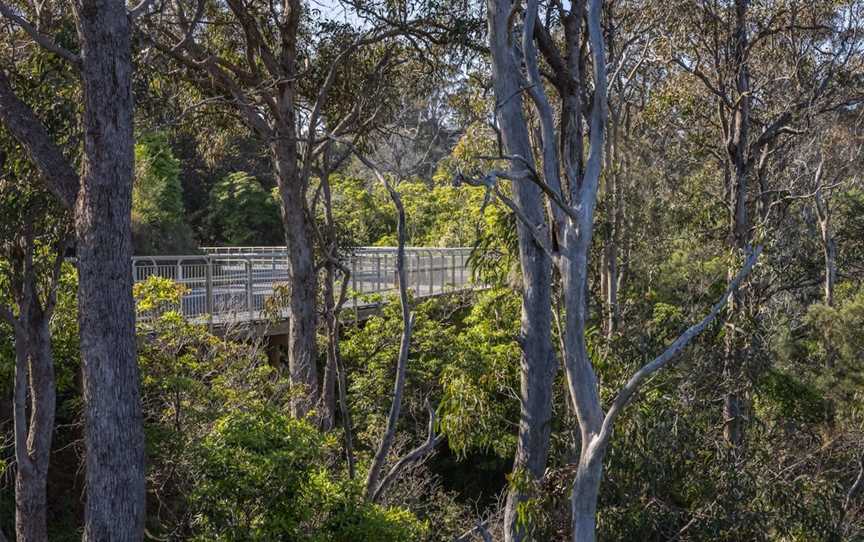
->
[132,246,476,336]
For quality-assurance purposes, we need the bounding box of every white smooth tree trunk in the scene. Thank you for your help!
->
[486,0,556,538]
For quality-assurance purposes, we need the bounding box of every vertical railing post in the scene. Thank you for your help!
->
[375,251,382,293]
[451,251,456,289]
[351,252,360,322]
[176,259,185,315]
[415,250,421,294]
[246,258,253,319]
[440,250,446,292]
[205,257,214,326]
[350,252,357,293]
[427,250,434,296]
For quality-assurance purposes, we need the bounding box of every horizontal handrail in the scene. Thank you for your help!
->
[133,246,476,326]
[199,245,474,255]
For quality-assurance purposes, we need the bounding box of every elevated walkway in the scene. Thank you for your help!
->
[132,246,476,336]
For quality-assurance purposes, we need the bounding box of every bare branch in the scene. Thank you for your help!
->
[0,70,79,208]
[454,170,557,259]
[523,0,567,230]
[350,142,418,502]
[843,454,864,515]
[370,399,444,502]
[0,1,81,67]
[301,29,399,185]
[453,519,492,542]
[596,245,763,449]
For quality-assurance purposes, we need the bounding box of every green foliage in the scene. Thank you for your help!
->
[317,163,516,289]
[208,172,282,246]
[134,132,184,225]
[48,265,81,408]
[133,132,195,253]
[320,174,392,249]
[806,285,864,368]
[798,284,864,423]
[342,294,462,445]
[133,275,187,316]
[754,369,831,425]
[190,408,427,542]
[134,277,427,541]
[438,288,521,457]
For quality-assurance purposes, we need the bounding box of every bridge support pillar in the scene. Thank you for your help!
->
[266,333,290,369]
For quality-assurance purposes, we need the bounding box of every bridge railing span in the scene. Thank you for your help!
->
[132,247,474,322]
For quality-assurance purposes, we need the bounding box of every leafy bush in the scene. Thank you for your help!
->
[190,408,427,542]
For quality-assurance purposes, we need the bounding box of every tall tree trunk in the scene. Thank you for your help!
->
[722,0,752,448]
[365,178,413,501]
[603,102,622,339]
[321,270,338,430]
[319,159,355,470]
[815,185,837,369]
[15,314,56,542]
[74,1,146,538]
[12,311,55,542]
[821,224,837,308]
[320,158,340,432]
[815,187,836,307]
[4,234,59,542]
[560,223,606,542]
[272,143,319,418]
[487,1,556,539]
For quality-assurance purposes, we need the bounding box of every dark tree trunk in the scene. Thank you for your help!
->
[272,143,319,418]
[321,273,338,430]
[12,314,55,542]
[722,0,752,448]
[319,159,341,433]
[0,1,144,537]
[74,1,146,539]
[269,0,320,420]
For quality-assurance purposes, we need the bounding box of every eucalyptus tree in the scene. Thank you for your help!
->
[598,1,659,338]
[0,0,146,538]
[796,117,864,309]
[139,0,425,418]
[467,0,764,539]
[0,28,78,541]
[0,176,69,542]
[335,113,453,502]
[665,0,864,446]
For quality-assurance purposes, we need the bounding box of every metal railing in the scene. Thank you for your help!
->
[132,247,474,324]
